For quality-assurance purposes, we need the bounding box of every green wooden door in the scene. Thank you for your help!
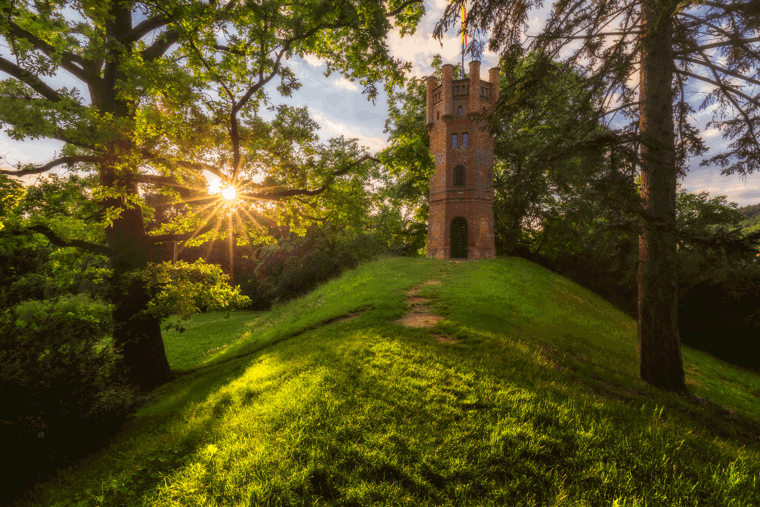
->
[450,217,468,258]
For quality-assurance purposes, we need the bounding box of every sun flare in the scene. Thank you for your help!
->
[221,186,237,201]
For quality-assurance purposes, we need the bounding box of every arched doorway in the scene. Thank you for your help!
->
[450,217,468,258]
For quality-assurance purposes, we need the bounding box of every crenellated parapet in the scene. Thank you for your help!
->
[425,61,500,128]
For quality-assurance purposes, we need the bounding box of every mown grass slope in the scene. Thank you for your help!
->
[17,257,760,506]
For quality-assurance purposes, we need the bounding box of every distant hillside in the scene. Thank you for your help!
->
[738,203,760,234]
[738,202,760,220]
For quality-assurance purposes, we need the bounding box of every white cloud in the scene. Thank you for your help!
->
[0,134,62,167]
[308,108,387,152]
[683,169,760,207]
[703,128,720,138]
[303,54,324,67]
[326,120,345,133]
[334,78,358,91]
[207,176,221,194]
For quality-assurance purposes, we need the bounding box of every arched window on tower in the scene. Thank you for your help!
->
[451,134,457,148]
[462,133,468,147]
[458,105,462,115]
[454,165,466,187]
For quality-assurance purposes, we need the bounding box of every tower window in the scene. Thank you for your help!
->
[454,165,466,187]
[462,133,468,147]
[437,111,439,120]
[458,106,462,115]
[451,134,457,148]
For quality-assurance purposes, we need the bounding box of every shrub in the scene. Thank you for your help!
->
[129,259,251,319]
[242,228,388,306]
[678,260,760,370]
[0,294,136,503]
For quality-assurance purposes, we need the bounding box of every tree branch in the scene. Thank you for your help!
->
[0,56,69,103]
[242,154,377,200]
[530,31,642,40]
[124,15,169,44]
[680,70,760,106]
[214,44,246,56]
[385,0,424,17]
[691,43,760,156]
[677,11,759,58]
[175,160,228,181]
[140,150,228,182]
[24,225,111,255]
[142,30,180,62]
[675,56,760,87]
[244,186,328,200]
[145,223,215,244]
[674,36,760,55]
[0,156,99,176]
[130,173,199,198]
[0,10,95,83]
[331,154,378,176]
[232,47,286,114]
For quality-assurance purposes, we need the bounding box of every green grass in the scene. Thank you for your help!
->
[162,310,265,371]
[17,257,760,506]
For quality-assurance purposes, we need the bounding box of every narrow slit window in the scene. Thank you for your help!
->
[437,111,440,120]
[452,134,457,148]
[462,133,468,147]
[458,106,462,115]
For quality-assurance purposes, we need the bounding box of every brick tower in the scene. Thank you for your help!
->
[426,61,498,259]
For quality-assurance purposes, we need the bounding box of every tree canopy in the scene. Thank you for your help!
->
[0,0,425,386]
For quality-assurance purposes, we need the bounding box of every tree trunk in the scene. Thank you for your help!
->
[637,0,686,391]
[105,176,172,389]
[97,6,171,390]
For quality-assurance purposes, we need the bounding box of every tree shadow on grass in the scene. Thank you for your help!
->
[19,310,760,506]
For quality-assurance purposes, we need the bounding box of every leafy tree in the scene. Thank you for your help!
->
[489,54,621,257]
[737,202,760,237]
[379,55,457,253]
[436,0,760,392]
[0,0,424,387]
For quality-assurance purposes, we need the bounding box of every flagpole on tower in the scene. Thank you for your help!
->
[461,3,467,79]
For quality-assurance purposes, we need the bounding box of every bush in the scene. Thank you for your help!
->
[678,260,760,371]
[130,259,251,319]
[239,228,388,306]
[0,294,136,503]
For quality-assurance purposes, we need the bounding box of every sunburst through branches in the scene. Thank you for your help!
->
[162,177,269,277]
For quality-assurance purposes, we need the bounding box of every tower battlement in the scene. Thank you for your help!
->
[425,61,498,260]
[425,61,500,126]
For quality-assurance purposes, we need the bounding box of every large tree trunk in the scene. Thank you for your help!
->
[105,176,172,389]
[97,6,171,390]
[637,0,686,391]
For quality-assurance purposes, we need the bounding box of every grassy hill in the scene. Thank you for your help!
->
[16,257,760,506]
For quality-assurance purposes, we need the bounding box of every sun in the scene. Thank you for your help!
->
[221,186,237,201]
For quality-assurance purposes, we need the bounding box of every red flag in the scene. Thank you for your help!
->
[462,5,467,48]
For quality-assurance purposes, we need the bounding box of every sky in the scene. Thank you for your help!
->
[2,0,759,208]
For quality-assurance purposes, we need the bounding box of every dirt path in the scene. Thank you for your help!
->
[394,281,456,343]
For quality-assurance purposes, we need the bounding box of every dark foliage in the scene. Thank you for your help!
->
[238,227,389,307]
[0,295,136,504]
